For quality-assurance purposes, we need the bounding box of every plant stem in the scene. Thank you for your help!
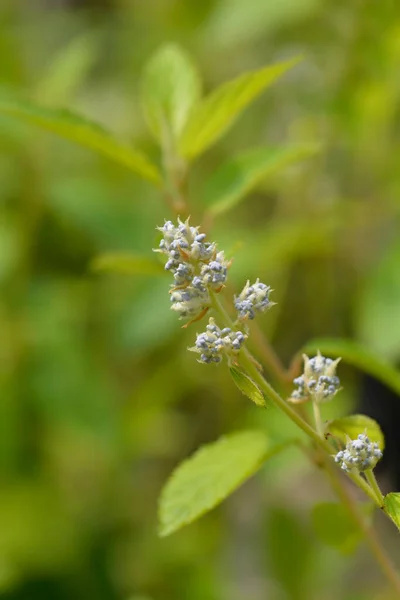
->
[246,322,289,387]
[365,470,384,506]
[312,401,324,437]
[211,291,335,455]
[209,264,400,593]
[347,472,383,505]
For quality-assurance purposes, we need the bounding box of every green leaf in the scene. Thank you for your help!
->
[312,502,374,554]
[158,430,270,536]
[0,99,161,184]
[204,144,319,217]
[356,237,400,362]
[179,57,301,159]
[303,338,400,397]
[229,366,266,407]
[141,43,201,142]
[90,253,166,276]
[326,414,384,450]
[383,493,400,530]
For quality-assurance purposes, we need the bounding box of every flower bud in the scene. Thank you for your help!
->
[189,318,247,364]
[155,218,231,322]
[289,351,341,404]
[234,279,273,320]
[334,433,383,473]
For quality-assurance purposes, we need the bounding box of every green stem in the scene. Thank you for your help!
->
[348,471,383,505]
[210,292,335,456]
[365,470,384,506]
[312,401,324,437]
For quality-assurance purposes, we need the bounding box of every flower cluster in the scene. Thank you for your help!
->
[190,318,247,364]
[235,279,273,320]
[334,434,383,473]
[289,351,341,404]
[155,219,230,319]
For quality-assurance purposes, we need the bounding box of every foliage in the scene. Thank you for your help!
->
[2,2,400,600]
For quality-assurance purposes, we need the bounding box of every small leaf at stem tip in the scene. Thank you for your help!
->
[140,43,202,142]
[229,366,266,407]
[90,253,167,276]
[158,430,270,536]
[179,56,302,159]
[383,493,400,531]
[325,414,385,451]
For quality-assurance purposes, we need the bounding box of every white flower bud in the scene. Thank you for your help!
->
[189,318,247,364]
[234,279,273,320]
[334,433,383,473]
[289,351,341,404]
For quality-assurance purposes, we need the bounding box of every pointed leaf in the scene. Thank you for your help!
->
[326,414,384,450]
[312,502,374,554]
[0,99,161,184]
[229,366,266,407]
[204,144,319,217]
[141,43,201,142]
[303,338,400,397]
[90,253,166,276]
[179,57,301,159]
[383,493,400,530]
[158,430,270,536]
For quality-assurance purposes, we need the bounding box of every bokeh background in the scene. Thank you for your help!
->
[1,0,400,599]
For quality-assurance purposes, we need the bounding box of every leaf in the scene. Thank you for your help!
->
[0,99,161,184]
[326,414,384,451]
[90,253,166,276]
[141,43,201,142]
[158,430,270,536]
[204,144,319,217]
[178,57,301,159]
[383,493,400,530]
[303,338,400,397]
[229,366,266,407]
[312,502,374,554]
[355,237,400,362]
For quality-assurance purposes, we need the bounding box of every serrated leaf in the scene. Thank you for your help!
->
[356,237,400,362]
[158,430,270,536]
[312,502,374,554]
[229,366,266,407]
[90,253,166,276]
[383,493,400,530]
[179,57,301,159]
[326,415,384,451]
[303,338,400,397]
[204,144,319,217]
[141,43,201,143]
[0,99,161,184]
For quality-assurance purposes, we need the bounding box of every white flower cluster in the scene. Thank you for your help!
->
[234,279,273,320]
[290,352,341,404]
[334,434,383,473]
[190,318,247,364]
[155,219,230,319]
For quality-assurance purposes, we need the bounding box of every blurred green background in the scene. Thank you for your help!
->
[1,0,400,599]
